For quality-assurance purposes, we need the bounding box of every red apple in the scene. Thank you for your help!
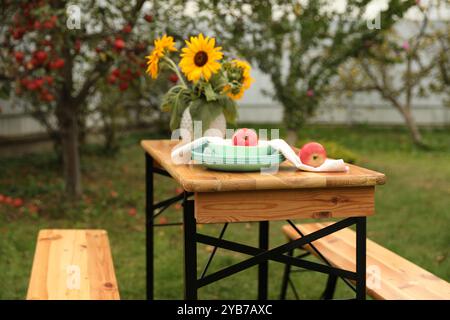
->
[114,38,125,51]
[34,78,44,88]
[299,142,327,167]
[107,74,117,84]
[41,39,53,48]
[144,14,153,23]
[44,75,53,85]
[26,81,38,91]
[111,68,120,77]
[122,24,132,33]
[119,82,129,91]
[43,16,57,29]
[74,39,81,53]
[4,196,13,205]
[158,217,168,225]
[12,27,25,40]
[14,51,24,63]
[169,73,178,84]
[232,128,258,146]
[127,207,137,217]
[49,58,65,69]
[0,194,5,203]
[33,20,41,30]
[13,198,24,208]
[41,91,54,102]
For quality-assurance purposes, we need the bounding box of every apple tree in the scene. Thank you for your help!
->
[197,0,415,143]
[0,0,172,198]
[336,3,449,147]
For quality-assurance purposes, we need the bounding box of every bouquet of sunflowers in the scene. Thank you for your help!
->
[146,34,253,132]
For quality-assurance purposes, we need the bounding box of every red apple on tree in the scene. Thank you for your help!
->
[14,51,24,63]
[232,128,258,146]
[111,68,120,77]
[299,142,327,167]
[44,75,53,85]
[114,38,125,51]
[169,73,178,83]
[107,74,117,84]
[49,58,65,69]
[4,197,13,205]
[13,198,24,208]
[122,24,132,33]
[34,78,44,88]
[119,82,128,91]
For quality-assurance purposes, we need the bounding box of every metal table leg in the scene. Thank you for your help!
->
[258,221,269,300]
[145,153,154,300]
[183,197,198,299]
[356,217,367,300]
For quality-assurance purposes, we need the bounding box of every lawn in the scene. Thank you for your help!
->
[0,125,449,299]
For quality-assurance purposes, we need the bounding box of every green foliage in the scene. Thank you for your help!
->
[321,140,360,164]
[198,0,415,131]
[296,138,360,164]
[0,126,449,299]
[161,84,191,130]
[334,4,449,147]
[158,58,242,131]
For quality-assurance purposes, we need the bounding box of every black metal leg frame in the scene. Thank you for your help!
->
[145,153,367,300]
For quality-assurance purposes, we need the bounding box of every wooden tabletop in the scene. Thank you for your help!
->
[141,140,385,193]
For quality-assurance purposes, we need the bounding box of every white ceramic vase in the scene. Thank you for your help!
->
[179,107,226,141]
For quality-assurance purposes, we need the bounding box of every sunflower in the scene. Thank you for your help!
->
[146,35,177,79]
[225,59,254,100]
[179,33,223,82]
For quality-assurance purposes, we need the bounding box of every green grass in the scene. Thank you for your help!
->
[0,125,449,299]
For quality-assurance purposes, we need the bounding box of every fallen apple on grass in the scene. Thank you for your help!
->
[299,142,327,167]
[232,128,258,146]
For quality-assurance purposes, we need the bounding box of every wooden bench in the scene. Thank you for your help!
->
[282,222,450,300]
[27,230,120,300]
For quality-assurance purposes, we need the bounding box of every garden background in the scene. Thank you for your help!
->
[0,0,449,299]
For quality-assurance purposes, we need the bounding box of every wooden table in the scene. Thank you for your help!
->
[141,140,386,300]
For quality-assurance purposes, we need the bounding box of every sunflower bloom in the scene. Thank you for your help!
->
[179,33,223,82]
[146,35,177,79]
[226,59,254,100]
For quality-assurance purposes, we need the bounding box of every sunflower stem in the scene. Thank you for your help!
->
[162,56,188,88]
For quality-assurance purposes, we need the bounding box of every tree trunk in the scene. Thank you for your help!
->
[286,129,298,146]
[401,108,426,148]
[58,104,82,198]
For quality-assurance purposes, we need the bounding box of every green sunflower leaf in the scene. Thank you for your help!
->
[161,85,191,130]
[203,82,218,102]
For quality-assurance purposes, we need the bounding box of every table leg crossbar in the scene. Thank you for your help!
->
[146,153,367,300]
[194,216,358,290]
[285,220,357,295]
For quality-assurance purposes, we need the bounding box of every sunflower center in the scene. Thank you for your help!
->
[194,51,208,67]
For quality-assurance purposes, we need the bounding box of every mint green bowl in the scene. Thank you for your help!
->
[191,143,285,172]
[208,143,271,158]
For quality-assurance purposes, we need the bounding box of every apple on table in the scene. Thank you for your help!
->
[232,128,258,146]
[299,142,327,167]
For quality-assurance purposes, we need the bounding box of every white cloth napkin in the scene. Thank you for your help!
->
[171,137,348,172]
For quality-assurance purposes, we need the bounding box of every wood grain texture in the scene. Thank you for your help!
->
[141,140,386,192]
[283,223,450,300]
[195,187,374,223]
[27,230,120,300]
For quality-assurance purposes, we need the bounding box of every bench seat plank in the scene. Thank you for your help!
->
[27,230,120,300]
[283,223,450,300]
